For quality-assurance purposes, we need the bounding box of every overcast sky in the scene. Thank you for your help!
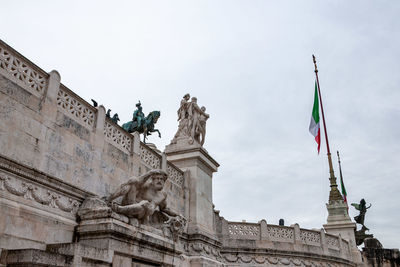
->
[2,1,399,248]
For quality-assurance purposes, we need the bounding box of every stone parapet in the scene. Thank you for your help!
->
[217,218,352,262]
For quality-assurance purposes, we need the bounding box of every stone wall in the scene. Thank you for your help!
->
[0,39,186,249]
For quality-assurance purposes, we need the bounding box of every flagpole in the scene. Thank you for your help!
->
[312,55,342,203]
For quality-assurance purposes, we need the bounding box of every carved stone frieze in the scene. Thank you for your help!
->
[0,43,47,96]
[104,120,132,154]
[220,253,350,267]
[57,87,95,128]
[0,171,80,214]
[188,242,223,261]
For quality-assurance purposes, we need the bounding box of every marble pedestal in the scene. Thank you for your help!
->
[165,141,219,237]
[323,200,363,265]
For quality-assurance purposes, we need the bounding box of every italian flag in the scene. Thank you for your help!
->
[309,81,321,154]
[339,163,348,203]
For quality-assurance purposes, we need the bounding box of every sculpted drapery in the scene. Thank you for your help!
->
[172,94,209,146]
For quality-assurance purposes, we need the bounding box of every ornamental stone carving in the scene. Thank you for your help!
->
[0,172,80,214]
[228,222,260,237]
[0,44,47,96]
[104,120,132,153]
[326,234,340,248]
[267,225,294,241]
[57,87,95,128]
[220,254,344,267]
[139,144,161,169]
[171,94,209,146]
[300,229,321,244]
[166,163,184,187]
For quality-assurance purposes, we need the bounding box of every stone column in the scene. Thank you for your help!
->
[165,143,219,237]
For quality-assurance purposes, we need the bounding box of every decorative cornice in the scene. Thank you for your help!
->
[220,253,355,266]
[0,154,94,215]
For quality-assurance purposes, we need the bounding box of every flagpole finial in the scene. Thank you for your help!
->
[312,54,318,73]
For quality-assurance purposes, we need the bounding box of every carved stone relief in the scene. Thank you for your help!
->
[221,253,347,267]
[0,171,80,214]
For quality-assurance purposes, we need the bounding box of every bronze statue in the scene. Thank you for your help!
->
[132,101,145,129]
[122,101,161,143]
[351,198,371,229]
[351,198,373,246]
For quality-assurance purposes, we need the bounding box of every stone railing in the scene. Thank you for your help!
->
[326,232,340,249]
[0,40,48,98]
[300,228,321,245]
[268,224,295,242]
[139,143,162,169]
[224,220,351,259]
[166,162,184,187]
[228,222,260,240]
[57,84,97,129]
[104,118,132,154]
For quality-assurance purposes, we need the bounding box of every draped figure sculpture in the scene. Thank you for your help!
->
[171,94,209,146]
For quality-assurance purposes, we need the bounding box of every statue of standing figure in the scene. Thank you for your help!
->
[351,198,373,245]
[171,94,209,146]
[351,198,372,229]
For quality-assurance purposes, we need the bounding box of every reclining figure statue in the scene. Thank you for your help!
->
[105,169,185,231]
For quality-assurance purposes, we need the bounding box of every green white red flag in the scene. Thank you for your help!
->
[309,81,321,153]
[338,156,348,203]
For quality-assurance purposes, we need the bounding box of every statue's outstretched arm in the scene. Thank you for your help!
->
[366,204,372,209]
[107,181,132,203]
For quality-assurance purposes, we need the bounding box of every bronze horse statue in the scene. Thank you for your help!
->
[122,111,161,143]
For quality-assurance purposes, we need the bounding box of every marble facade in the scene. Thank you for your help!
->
[0,39,375,266]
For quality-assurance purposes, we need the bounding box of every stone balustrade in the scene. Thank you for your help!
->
[0,40,48,98]
[224,220,351,260]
